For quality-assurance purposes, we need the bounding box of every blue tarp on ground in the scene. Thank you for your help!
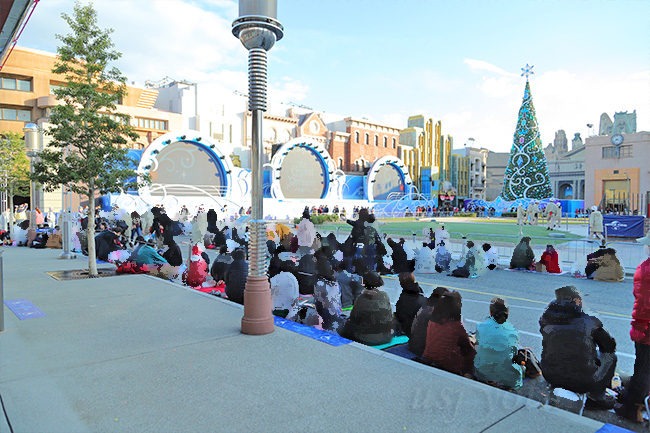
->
[603,215,645,238]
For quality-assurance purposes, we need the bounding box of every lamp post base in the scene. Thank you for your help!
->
[241,275,274,335]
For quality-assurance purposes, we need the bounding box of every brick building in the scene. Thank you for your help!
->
[327,117,400,174]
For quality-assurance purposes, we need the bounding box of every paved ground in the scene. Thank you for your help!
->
[0,246,637,433]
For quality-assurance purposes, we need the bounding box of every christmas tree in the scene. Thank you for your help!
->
[500,66,553,201]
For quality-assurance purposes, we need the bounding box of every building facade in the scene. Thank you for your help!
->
[0,46,182,211]
[485,151,509,201]
[454,145,488,200]
[584,131,650,213]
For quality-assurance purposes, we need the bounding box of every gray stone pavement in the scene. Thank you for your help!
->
[0,247,634,433]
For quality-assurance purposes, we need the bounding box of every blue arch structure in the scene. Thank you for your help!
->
[269,137,343,200]
[136,129,235,201]
[366,156,414,202]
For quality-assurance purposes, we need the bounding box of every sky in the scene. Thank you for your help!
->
[15,0,650,153]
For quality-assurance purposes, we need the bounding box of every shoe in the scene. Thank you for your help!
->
[614,402,644,423]
[586,393,615,410]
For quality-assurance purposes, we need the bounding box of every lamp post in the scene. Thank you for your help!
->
[59,142,76,259]
[232,0,283,335]
[623,171,630,214]
[23,123,42,244]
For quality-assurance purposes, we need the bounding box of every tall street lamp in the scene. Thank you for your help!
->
[59,140,76,260]
[23,123,42,244]
[623,171,630,214]
[232,0,283,335]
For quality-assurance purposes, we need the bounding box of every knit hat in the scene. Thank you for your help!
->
[555,285,580,301]
[190,245,202,262]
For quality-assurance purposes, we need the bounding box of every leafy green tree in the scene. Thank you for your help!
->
[0,131,30,227]
[31,2,149,276]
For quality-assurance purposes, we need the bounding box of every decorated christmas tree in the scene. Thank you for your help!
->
[500,65,553,201]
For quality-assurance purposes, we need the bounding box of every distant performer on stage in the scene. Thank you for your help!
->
[517,204,526,235]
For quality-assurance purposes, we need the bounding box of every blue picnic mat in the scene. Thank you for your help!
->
[273,316,351,347]
[370,335,409,350]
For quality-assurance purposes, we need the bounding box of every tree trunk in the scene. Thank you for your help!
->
[87,186,98,277]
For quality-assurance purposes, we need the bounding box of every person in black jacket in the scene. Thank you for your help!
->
[296,252,318,295]
[225,248,248,305]
[387,238,409,274]
[338,271,395,346]
[539,285,617,409]
[211,245,233,282]
[206,209,219,234]
[409,287,450,357]
[162,238,183,267]
[395,272,426,337]
[94,227,122,261]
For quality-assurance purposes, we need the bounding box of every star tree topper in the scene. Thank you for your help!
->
[521,64,534,81]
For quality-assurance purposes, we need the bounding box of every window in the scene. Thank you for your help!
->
[365,133,369,145]
[392,138,396,148]
[355,131,359,143]
[355,161,359,171]
[17,110,31,121]
[338,158,343,170]
[17,79,31,91]
[2,108,16,120]
[1,77,31,91]
[50,84,62,95]
[374,135,378,146]
[383,136,387,147]
[602,145,632,159]
[1,78,15,90]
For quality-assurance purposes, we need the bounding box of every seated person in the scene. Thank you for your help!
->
[474,298,524,390]
[539,285,617,409]
[538,244,562,273]
[594,249,624,282]
[422,290,476,376]
[296,251,318,295]
[224,248,248,305]
[434,241,452,273]
[211,245,233,282]
[162,237,183,267]
[451,241,478,278]
[212,227,227,248]
[95,226,123,261]
[313,252,344,332]
[270,271,299,318]
[183,244,209,287]
[338,271,395,346]
[482,243,499,270]
[414,243,436,273]
[135,237,167,265]
[510,237,535,270]
[336,260,363,309]
[30,232,49,249]
[395,272,426,337]
[585,246,608,278]
[409,287,450,358]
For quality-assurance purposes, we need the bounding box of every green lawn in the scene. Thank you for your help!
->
[320,220,583,245]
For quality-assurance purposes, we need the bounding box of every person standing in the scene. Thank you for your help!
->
[516,204,526,235]
[616,234,650,422]
[589,206,604,241]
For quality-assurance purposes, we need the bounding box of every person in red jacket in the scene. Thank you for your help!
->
[616,235,650,423]
[183,244,209,288]
[538,244,562,273]
[422,290,476,376]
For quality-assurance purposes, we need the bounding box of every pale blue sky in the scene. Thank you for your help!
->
[17,0,650,152]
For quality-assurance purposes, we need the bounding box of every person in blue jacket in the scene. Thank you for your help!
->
[473,298,524,390]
